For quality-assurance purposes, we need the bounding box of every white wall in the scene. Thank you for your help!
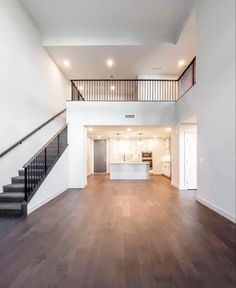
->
[87,137,93,176]
[27,148,69,214]
[196,0,235,222]
[68,124,87,188]
[0,113,66,189]
[68,101,176,126]
[0,0,70,188]
[67,101,177,188]
[171,126,180,188]
[177,85,199,123]
[177,0,235,222]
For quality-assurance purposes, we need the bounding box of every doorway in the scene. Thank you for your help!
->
[94,139,107,173]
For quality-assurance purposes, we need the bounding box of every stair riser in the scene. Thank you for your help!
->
[30,168,54,172]
[19,170,47,177]
[19,171,24,176]
[3,187,25,193]
[0,209,23,217]
[12,178,40,184]
[11,178,24,184]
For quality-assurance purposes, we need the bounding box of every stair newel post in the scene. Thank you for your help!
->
[24,167,28,202]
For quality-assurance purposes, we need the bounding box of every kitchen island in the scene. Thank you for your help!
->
[110,162,149,180]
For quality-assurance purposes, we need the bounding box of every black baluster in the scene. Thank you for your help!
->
[44,148,47,173]
[24,167,28,202]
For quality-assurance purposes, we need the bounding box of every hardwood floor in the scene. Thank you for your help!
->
[0,175,235,288]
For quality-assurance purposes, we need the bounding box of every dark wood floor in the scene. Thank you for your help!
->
[0,175,235,288]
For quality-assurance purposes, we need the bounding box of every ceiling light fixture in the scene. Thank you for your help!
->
[178,59,185,67]
[111,85,115,91]
[127,128,132,132]
[107,59,114,67]
[88,128,94,132]
[63,60,70,67]
[79,86,84,91]
[153,135,158,139]
[166,127,172,132]
[97,135,101,139]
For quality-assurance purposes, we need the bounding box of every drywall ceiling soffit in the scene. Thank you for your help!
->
[45,9,196,80]
[86,125,172,139]
[21,0,194,46]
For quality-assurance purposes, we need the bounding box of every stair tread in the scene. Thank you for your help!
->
[0,203,22,210]
[12,176,24,180]
[3,183,24,189]
[0,192,24,197]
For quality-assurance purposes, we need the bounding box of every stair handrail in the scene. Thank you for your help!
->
[0,109,66,158]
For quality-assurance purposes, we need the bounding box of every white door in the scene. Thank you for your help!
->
[185,131,197,189]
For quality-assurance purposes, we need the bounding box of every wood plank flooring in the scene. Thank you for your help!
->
[0,175,235,288]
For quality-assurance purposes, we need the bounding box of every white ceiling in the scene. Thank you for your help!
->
[86,125,172,140]
[21,0,196,79]
[21,0,194,46]
[46,12,195,79]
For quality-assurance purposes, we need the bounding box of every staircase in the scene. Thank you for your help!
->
[0,170,26,216]
[0,125,68,217]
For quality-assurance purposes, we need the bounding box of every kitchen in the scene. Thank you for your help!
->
[87,126,171,180]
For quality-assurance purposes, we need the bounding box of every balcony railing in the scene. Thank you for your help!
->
[178,57,196,99]
[71,58,196,102]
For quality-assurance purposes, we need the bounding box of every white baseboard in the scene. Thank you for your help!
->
[196,196,236,223]
[171,181,179,189]
[27,189,67,215]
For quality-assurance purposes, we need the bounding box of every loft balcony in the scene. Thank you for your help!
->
[71,58,196,102]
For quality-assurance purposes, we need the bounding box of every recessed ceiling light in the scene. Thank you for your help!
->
[153,135,158,138]
[107,59,114,67]
[97,135,101,139]
[63,60,70,67]
[127,128,132,132]
[88,127,94,132]
[111,86,115,91]
[178,60,185,67]
[79,86,84,91]
[166,127,172,132]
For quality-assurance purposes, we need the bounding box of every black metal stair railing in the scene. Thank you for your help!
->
[23,125,68,202]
